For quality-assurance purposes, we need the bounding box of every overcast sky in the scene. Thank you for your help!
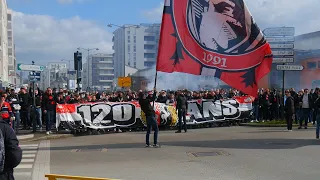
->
[11,0,320,66]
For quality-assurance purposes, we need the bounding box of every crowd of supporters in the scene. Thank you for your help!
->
[254,88,319,129]
[2,85,319,135]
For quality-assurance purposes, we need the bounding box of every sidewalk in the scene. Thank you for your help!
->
[17,129,73,142]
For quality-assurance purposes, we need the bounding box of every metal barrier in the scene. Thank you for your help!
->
[45,174,119,180]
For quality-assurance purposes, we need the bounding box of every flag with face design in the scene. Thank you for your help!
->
[156,0,273,96]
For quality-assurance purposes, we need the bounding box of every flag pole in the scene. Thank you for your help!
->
[152,2,167,107]
[152,71,158,108]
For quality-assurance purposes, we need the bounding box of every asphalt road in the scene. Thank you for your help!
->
[21,126,320,180]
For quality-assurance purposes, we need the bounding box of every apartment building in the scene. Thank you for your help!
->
[82,53,114,91]
[112,23,160,79]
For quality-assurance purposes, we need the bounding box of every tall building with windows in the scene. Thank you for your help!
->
[7,8,16,87]
[42,63,68,89]
[82,53,114,91]
[112,23,160,79]
[0,0,9,88]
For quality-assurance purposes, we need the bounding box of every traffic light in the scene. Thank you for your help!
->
[74,52,78,71]
[73,51,82,71]
[77,78,81,84]
[77,52,82,70]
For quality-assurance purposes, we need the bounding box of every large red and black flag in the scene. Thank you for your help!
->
[156,0,272,96]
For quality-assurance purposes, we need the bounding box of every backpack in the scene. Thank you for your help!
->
[0,128,5,173]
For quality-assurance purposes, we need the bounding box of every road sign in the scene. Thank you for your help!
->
[17,64,44,71]
[272,50,294,56]
[117,77,131,87]
[273,58,294,63]
[263,27,295,36]
[276,65,303,71]
[270,43,294,49]
[29,72,41,81]
[266,37,294,42]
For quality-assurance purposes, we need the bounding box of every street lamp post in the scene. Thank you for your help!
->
[107,24,140,81]
[77,47,99,91]
[61,59,73,69]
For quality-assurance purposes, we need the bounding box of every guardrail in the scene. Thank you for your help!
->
[45,174,119,180]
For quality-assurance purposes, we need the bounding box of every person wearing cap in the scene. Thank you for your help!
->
[299,88,312,129]
[138,88,160,148]
[18,86,30,130]
[7,89,20,133]
[0,93,15,127]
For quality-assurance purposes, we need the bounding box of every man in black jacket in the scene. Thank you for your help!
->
[42,88,56,135]
[284,90,295,131]
[138,89,159,148]
[18,87,30,130]
[175,90,188,133]
[0,121,22,179]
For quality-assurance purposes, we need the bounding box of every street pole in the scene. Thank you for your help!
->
[282,63,285,119]
[87,49,90,91]
[31,61,37,133]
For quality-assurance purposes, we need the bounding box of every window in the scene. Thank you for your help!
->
[133,36,136,43]
[127,31,130,34]
[7,31,12,37]
[127,38,130,43]
[144,61,155,67]
[144,45,155,50]
[8,48,12,56]
[134,62,136,68]
[133,45,136,52]
[318,61,320,68]
[128,45,130,52]
[128,53,130,60]
[144,53,155,58]
[7,14,11,21]
[144,36,155,41]
[307,62,317,69]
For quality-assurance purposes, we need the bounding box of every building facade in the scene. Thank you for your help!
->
[82,53,114,91]
[7,8,16,87]
[265,31,320,90]
[0,0,9,87]
[112,23,160,79]
[41,63,68,89]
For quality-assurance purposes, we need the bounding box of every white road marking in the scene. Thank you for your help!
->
[15,164,33,169]
[14,172,32,176]
[21,146,38,150]
[21,159,35,163]
[23,154,36,158]
[23,150,37,154]
[20,144,39,147]
[32,140,50,180]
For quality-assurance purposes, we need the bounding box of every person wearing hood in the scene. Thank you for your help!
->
[138,89,160,148]
[175,90,188,133]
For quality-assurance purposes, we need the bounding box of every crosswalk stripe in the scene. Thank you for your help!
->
[15,164,33,169]
[23,154,36,158]
[21,147,38,150]
[23,150,37,154]
[21,159,35,163]
[20,144,38,147]
[14,172,32,176]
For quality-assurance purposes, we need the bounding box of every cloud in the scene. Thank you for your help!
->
[57,0,90,4]
[144,0,320,35]
[142,2,164,22]
[12,11,113,65]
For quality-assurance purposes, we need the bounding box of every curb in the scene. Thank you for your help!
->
[20,134,74,142]
[239,123,314,127]
[17,134,35,140]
